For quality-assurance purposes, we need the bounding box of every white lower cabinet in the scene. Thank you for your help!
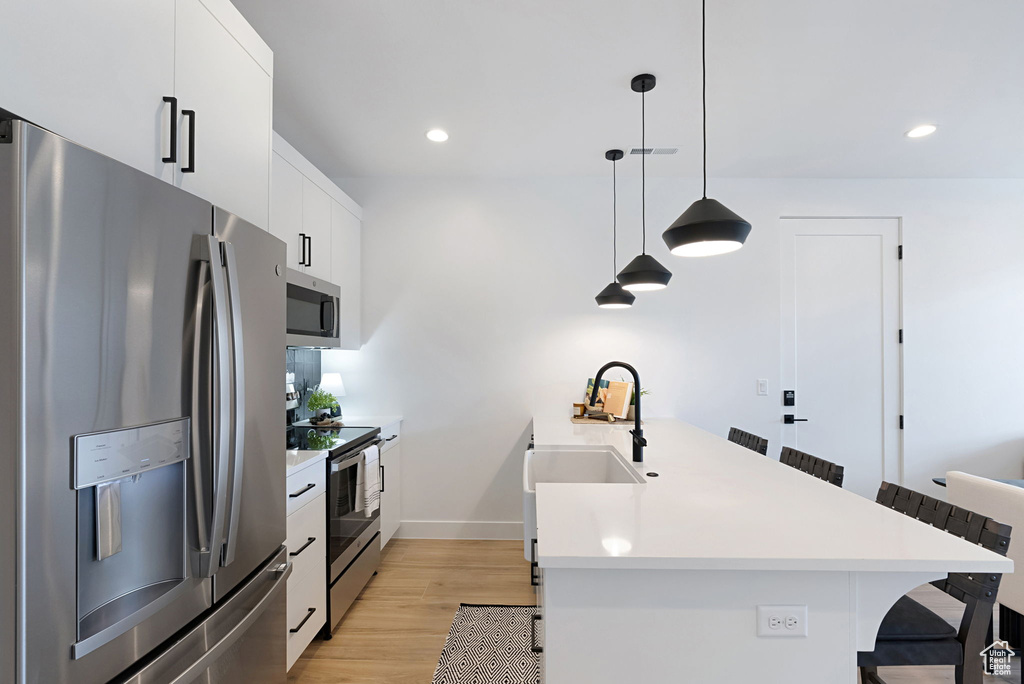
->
[285,484,326,671]
[379,422,402,547]
[286,560,326,670]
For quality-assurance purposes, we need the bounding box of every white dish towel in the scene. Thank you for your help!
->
[361,444,381,517]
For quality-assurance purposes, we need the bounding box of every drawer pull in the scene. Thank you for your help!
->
[289,607,316,634]
[289,483,316,498]
[289,537,316,557]
[531,613,543,653]
[384,435,397,442]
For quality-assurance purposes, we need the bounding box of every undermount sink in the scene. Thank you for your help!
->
[523,446,644,560]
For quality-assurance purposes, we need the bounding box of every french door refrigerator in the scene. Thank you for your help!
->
[0,121,289,684]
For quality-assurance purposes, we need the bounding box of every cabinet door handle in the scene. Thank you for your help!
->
[181,109,196,173]
[288,483,315,498]
[289,607,316,634]
[379,464,385,493]
[162,96,177,163]
[289,537,316,557]
[299,233,307,266]
[305,235,312,267]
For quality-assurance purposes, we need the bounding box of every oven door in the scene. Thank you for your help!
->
[327,450,380,581]
[286,269,340,348]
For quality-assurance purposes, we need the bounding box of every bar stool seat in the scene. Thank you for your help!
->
[859,596,962,668]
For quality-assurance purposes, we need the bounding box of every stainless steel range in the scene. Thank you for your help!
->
[287,425,383,634]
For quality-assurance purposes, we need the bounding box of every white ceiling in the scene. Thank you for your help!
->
[233,0,1024,179]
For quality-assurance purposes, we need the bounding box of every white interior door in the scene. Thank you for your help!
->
[780,218,901,498]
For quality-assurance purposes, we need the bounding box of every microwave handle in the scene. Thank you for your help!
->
[321,298,336,335]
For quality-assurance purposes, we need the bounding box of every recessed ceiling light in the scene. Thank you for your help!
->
[905,124,937,138]
[426,129,449,142]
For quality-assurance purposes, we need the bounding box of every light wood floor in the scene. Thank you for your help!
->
[288,539,1019,684]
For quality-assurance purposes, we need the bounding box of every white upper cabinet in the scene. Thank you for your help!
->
[174,0,272,229]
[0,1,176,181]
[300,178,333,281]
[331,201,362,350]
[0,0,272,229]
[271,152,304,271]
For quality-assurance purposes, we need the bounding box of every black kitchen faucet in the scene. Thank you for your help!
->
[588,361,646,463]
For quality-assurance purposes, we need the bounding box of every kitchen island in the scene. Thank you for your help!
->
[531,418,1012,684]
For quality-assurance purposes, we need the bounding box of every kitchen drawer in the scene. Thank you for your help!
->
[287,492,325,584]
[286,461,326,516]
[286,562,326,670]
[379,421,401,452]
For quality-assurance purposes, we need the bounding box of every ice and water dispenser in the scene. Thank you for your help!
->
[72,418,192,658]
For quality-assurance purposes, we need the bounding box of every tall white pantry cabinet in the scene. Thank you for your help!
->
[0,0,273,231]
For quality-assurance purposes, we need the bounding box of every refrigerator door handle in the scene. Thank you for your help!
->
[197,235,232,578]
[167,561,292,684]
[220,240,246,566]
[190,257,211,560]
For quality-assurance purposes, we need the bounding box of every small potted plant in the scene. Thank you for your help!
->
[306,386,339,425]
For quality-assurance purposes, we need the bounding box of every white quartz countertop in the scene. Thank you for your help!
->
[533,417,1013,573]
[285,448,328,477]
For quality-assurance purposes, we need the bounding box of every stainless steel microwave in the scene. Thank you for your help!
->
[286,268,341,348]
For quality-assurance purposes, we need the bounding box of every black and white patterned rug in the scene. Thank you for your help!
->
[433,604,540,684]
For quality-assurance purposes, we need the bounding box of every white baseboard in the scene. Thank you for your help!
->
[396,520,523,540]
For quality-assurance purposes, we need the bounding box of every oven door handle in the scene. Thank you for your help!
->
[329,439,385,472]
[331,454,364,473]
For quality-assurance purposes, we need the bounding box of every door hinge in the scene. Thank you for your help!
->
[899,415,904,430]
[899,329,903,343]
[898,245,903,260]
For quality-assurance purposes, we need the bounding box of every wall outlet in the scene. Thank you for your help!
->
[757,605,808,637]
[757,379,769,396]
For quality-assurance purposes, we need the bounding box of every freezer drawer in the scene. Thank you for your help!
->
[117,547,291,684]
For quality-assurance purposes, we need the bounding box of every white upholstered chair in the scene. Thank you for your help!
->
[946,471,1024,646]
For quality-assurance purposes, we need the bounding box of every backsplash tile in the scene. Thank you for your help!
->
[286,348,321,422]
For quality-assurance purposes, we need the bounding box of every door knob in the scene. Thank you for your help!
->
[783,414,808,424]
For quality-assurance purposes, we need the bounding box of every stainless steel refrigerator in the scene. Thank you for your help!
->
[0,121,289,684]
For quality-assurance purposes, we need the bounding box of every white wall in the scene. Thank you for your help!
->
[323,176,1024,538]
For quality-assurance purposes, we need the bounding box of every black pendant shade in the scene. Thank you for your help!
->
[663,0,752,258]
[595,149,635,309]
[595,281,636,308]
[617,253,672,291]
[663,198,752,257]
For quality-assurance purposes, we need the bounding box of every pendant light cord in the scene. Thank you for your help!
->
[641,89,647,254]
[612,157,618,279]
[702,0,707,199]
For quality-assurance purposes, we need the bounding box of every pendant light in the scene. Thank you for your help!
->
[662,0,752,257]
[617,74,672,292]
[595,150,636,309]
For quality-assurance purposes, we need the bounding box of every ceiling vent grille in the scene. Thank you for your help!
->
[630,147,678,155]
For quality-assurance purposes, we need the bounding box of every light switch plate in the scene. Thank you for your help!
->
[757,605,807,637]
[757,379,769,396]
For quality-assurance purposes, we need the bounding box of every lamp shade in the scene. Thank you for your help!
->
[617,253,672,291]
[319,372,346,397]
[595,281,636,309]
[662,198,751,257]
